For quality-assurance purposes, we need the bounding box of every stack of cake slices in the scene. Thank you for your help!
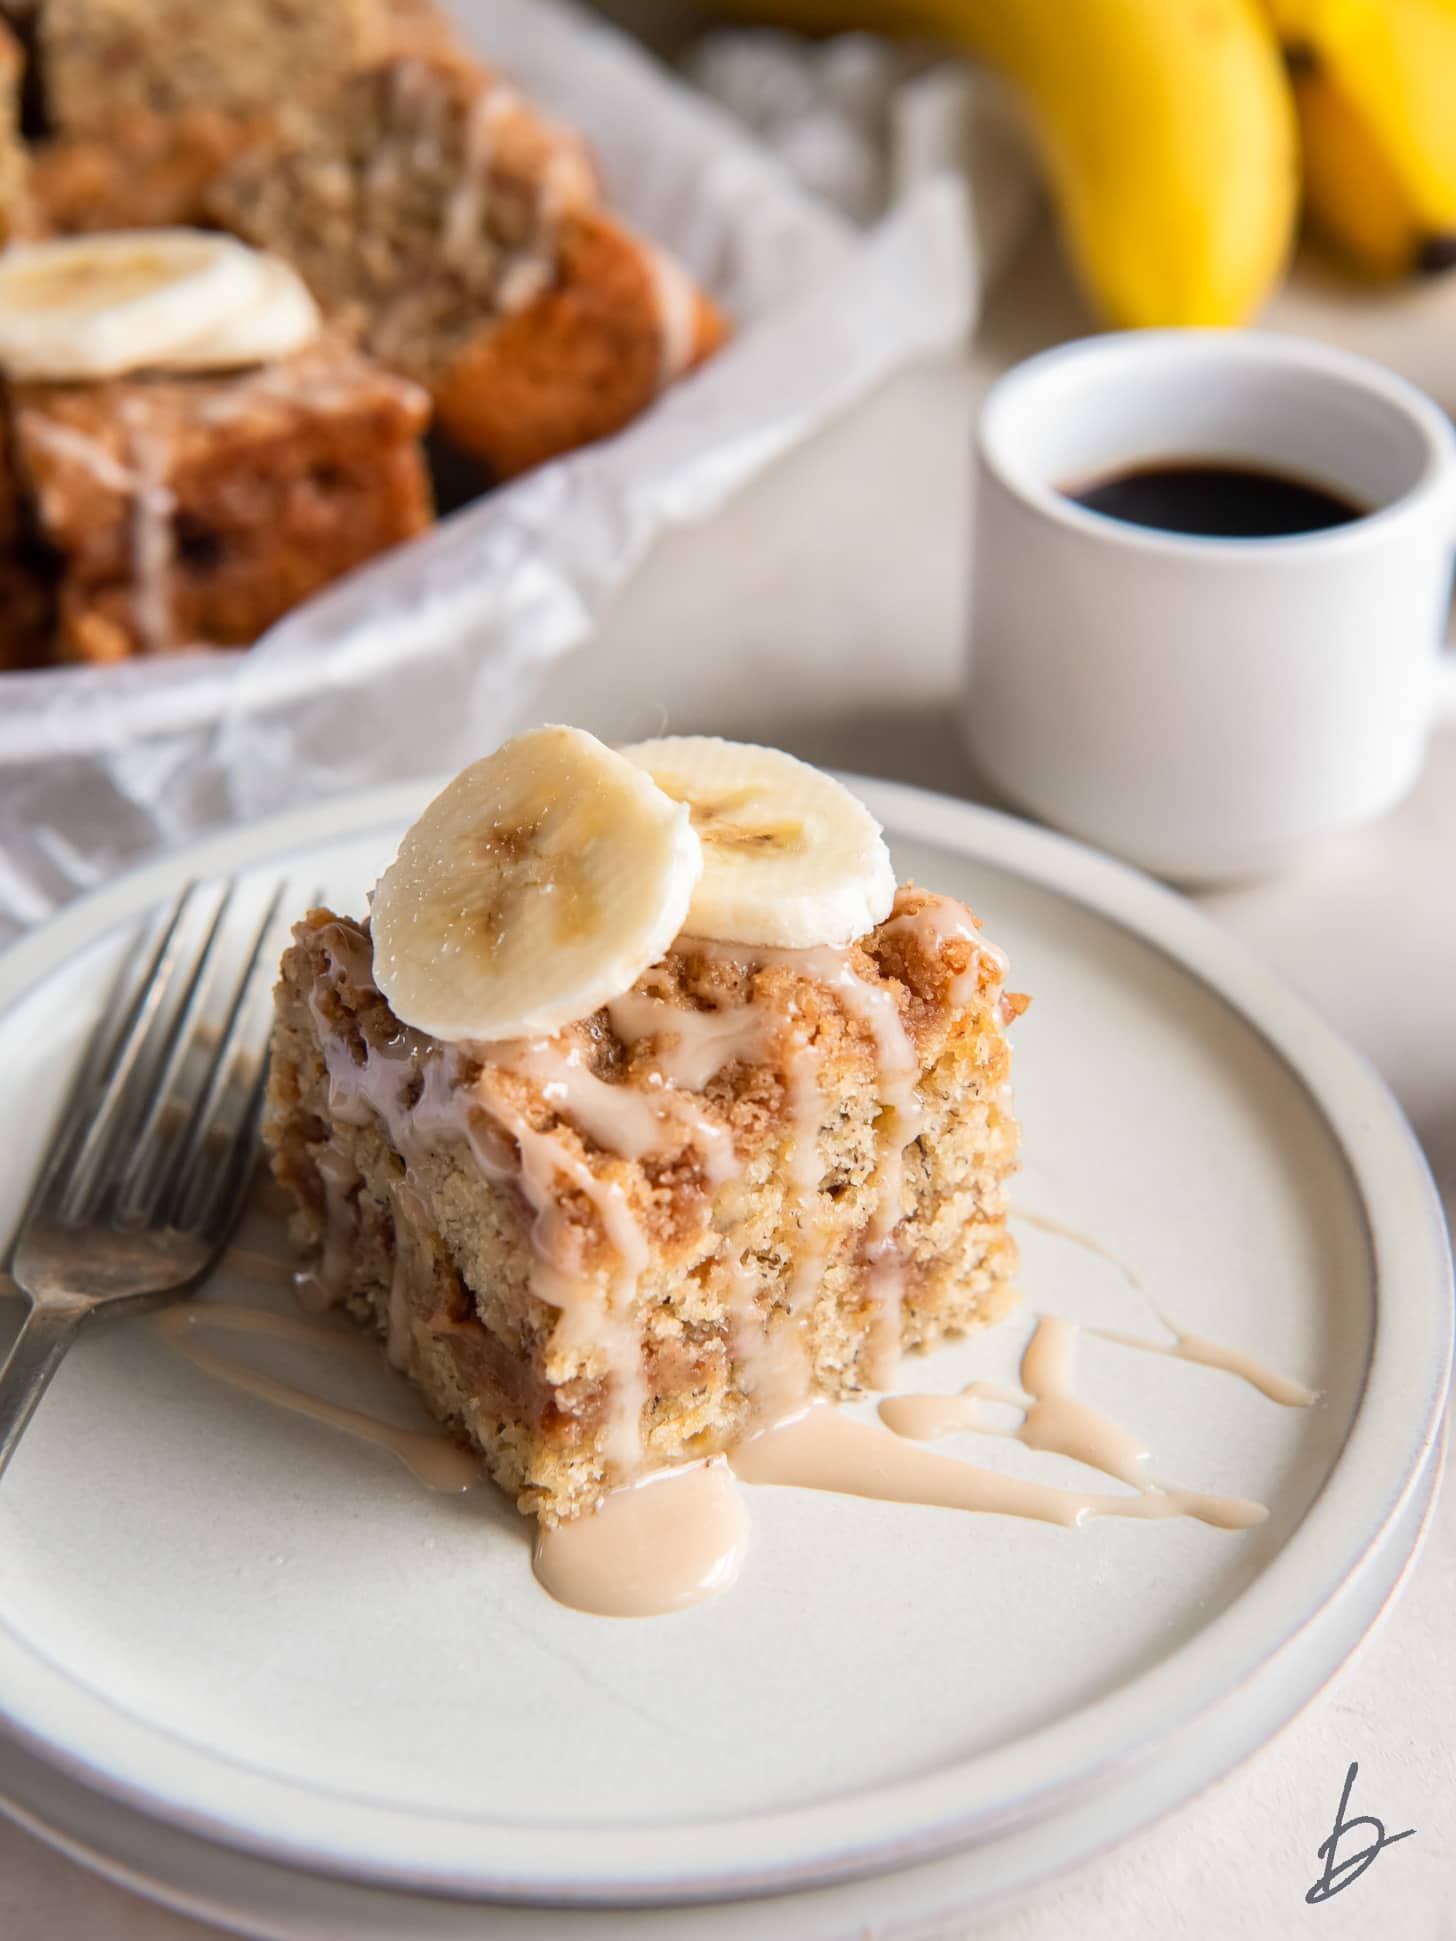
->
[0,0,725,666]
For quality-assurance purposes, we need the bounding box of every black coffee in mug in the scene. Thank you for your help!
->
[1066,460,1366,539]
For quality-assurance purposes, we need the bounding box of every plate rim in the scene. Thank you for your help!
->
[0,776,1449,1905]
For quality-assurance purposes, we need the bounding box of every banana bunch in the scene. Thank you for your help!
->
[1267,0,1456,277]
[710,0,1456,323]
[709,0,1299,326]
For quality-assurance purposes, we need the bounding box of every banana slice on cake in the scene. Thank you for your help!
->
[0,231,271,381]
[622,737,896,949]
[162,254,321,370]
[371,726,703,1044]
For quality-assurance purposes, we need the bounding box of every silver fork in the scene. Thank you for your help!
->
[0,875,293,1480]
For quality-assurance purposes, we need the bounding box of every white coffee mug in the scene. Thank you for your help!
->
[964,331,1456,881]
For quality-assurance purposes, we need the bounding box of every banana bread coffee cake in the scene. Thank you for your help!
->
[0,229,431,662]
[264,730,1026,1526]
[208,45,725,478]
[5,2,727,484]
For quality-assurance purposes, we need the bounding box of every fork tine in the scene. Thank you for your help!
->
[181,1038,273,1244]
[112,880,242,1222]
[17,884,196,1234]
[56,881,231,1226]
[168,880,291,1236]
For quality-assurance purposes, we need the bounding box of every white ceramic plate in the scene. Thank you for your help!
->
[0,779,1449,1910]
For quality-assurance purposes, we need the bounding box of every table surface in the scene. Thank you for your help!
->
[5,217,1455,1940]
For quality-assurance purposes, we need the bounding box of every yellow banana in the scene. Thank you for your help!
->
[1263,0,1456,277]
[709,0,1299,327]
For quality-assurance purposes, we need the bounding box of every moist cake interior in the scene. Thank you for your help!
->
[265,886,1025,1525]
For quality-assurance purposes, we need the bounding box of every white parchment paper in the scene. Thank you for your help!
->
[0,0,974,942]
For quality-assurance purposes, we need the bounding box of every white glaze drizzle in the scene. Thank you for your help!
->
[732,1400,1264,1532]
[1015,1208,1151,1297]
[805,945,923,1390]
[740,1024,829,1422]
[745,937,927,1394]
[442,79,513,264]
[490,1090,651,1474]
[493,254,553,314]
[881,897,1007,1000]
[121,404,177,656]
[155,1303,480,1492]
[1014,1208,1321,1407]
[534,121,596,225]
[293,1145,361,1312]
[605,988,767,1090]
[503,1037,737,1185]
[878,1314,1271,1530]
[19,417,139,494]
[533,1459,749,1618]
[1092,1326,1320,1409]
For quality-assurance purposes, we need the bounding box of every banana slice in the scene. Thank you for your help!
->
[371,726,703,1044]
[162,254,320,371]
[0,231,271,381]
[621,737,896,949]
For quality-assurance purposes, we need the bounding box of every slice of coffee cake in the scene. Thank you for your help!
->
[263,730,1025,1524]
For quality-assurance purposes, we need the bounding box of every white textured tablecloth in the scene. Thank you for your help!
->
[4,220,1454,1939]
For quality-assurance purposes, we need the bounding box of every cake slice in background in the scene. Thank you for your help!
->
[207,47,600,383]
[38,0,388,126]
[209,47,726,479]
[16,0,450,231]
[6,2,727,483]
[0,227,433,664]
[428,207,727,479]
[28,107,264,235]
[10,329,432,661]
[263,730,1025,1525]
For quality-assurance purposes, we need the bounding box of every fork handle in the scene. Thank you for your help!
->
[0,1301,92,1481]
